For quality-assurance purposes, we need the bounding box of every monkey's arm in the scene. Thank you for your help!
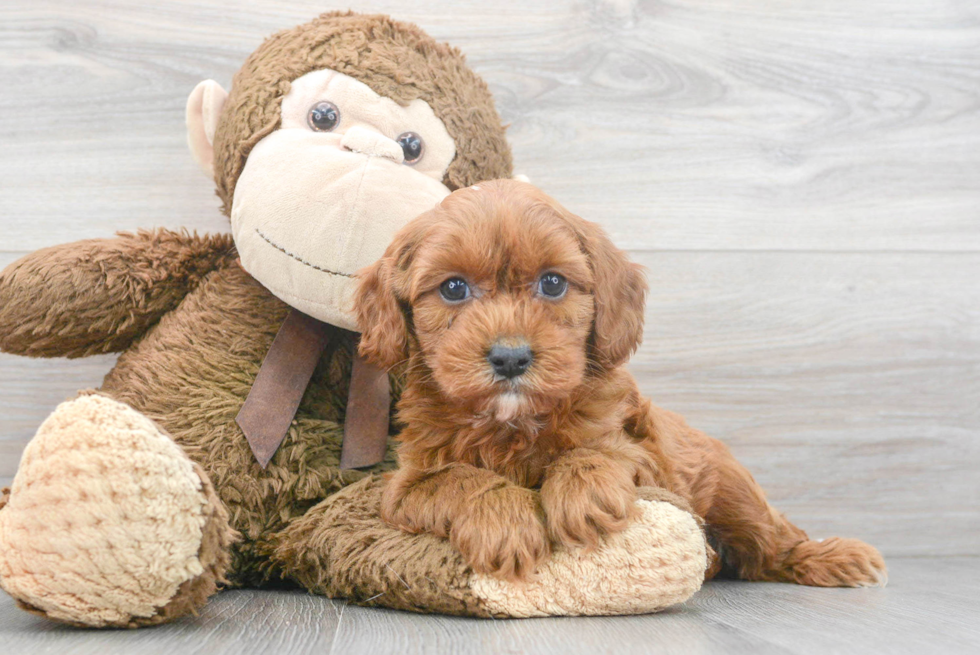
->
[0,228,235,358]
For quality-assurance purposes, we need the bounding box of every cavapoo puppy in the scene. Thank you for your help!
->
[354,179,886,586]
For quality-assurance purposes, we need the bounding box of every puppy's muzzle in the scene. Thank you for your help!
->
[487,342,533,379]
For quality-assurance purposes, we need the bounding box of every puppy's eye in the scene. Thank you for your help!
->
[396,132,425,164]
[538,273,567,299]
[308,101,340,132]
[439,277,470,302]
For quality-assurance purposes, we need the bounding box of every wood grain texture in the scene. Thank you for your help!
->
[0,588,344,655]
[0,0,978,566]
[2,557,977,655]
[1,0,979,250]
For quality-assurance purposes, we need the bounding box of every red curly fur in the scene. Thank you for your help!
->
[355,179,887,587]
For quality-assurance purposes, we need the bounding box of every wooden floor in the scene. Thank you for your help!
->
[2,557,977,655]
[1,0,978,652]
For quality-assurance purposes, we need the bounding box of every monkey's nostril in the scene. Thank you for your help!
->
[487,343,533,379]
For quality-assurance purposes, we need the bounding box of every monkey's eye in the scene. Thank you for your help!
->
[538,273,567,299]
[439,277,470,303]
[396,132,425,164]
[308,101,340,132]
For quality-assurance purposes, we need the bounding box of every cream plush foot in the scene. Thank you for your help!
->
[273,477,708,617]
[0,394,236,627]
[470,486,709,616]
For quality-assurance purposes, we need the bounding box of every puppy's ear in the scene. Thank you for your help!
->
[354,255,408,369]
[354,212,435,368]
[566,211,648,369]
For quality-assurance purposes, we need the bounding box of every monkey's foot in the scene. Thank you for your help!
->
[0,394,236,627]
[272,478,707,617]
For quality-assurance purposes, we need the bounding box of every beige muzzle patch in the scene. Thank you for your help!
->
[229,69,456,331]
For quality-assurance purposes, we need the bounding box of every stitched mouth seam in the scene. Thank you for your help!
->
[255,228,353,278]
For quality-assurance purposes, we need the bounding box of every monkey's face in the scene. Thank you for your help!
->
[230,70,457,330]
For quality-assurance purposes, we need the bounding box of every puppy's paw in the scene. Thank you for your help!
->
[450,485,551,582]
[541,455,639,550]
[782,537,888,587]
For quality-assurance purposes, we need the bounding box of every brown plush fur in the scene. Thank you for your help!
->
[98,253,399,585]
[0,229,235,358]
[271,475,490,617]
[0,13,514,595]
[355,179,887,587]
[213,11,513,215]
[1,230,396,586]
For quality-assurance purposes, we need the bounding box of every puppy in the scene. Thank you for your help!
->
[354,179,886,586]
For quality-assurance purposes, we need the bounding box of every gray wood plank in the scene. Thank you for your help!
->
[0,589,343,655]
[2,558,975,655]
[687,558,980,655]
[0,0,978,251]
[289,556,980,655]
[331,601,788,655]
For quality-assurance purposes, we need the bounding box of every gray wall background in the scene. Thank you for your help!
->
[1,0,977,557]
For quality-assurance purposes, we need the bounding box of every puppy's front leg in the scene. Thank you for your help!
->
[381,463,550,581]
[541,446,641,550]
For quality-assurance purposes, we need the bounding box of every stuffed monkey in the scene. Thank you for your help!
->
[0,12,708,627]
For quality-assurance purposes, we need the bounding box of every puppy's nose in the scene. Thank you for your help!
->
[487,343,533,379]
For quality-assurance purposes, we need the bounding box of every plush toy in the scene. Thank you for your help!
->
[0,12,708,627]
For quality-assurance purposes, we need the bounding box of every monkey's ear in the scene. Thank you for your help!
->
[186,80,229,177]
[354,255,409,370]
[567,212,648,369]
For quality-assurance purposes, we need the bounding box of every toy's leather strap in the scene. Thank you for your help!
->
[236,308,390,470]
[340,351,392,469]
[236,309,331,468]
